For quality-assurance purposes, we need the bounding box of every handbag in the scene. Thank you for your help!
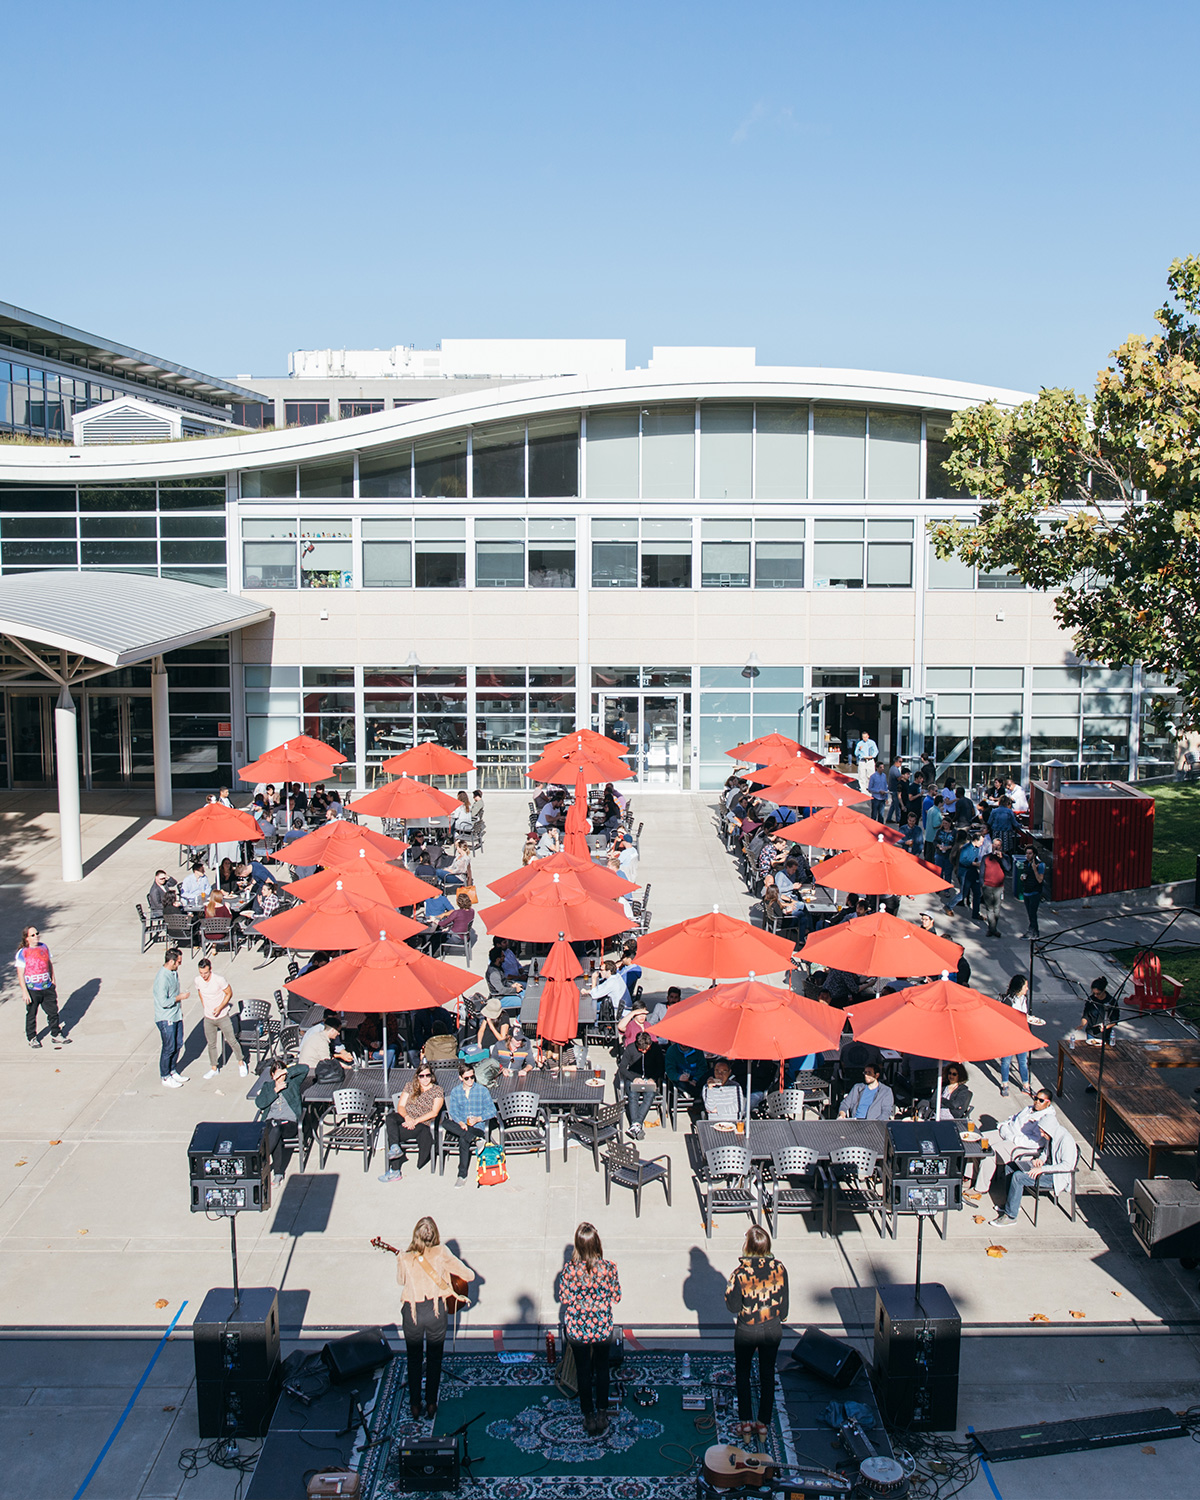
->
[457,883,478,905]
[314,1059,347,1086]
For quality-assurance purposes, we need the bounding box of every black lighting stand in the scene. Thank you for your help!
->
[446,1409,485,1478]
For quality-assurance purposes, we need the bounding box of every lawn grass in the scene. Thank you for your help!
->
[1110,944,1200,1025]
[1148,781,1200,883]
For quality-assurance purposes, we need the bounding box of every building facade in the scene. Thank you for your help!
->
[0,354,1182,796]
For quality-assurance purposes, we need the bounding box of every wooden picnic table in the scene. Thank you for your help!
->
[1057,1039,1200,1176]
[1056,1037,1200,1092]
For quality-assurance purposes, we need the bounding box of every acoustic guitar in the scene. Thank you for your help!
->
[370,1236,470,1313]
[702,1444,777,1490]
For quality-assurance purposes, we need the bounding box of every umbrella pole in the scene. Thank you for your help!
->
[745,1060,752,1138]
[934,1059,944,1121]
[382,1014,389,1103]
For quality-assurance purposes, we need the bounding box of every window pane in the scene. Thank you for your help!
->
[755,541,803,588]
[755,404,808,499]
[415,518,465,540]
[868,410,920,498]
[340,399,384,418]
[973,692,1023,716]
[699,404,751,499]
[925,668,972,688]
[359,447,412,498]
[241,467,296,499]
[866,541,912,587]
[586,408,639,498]
[701,541,750,586]
[641,404,694,499]
[978,565,1024,589]
[1082,719,1129,763]
[80,541,157,565]
[1083,665,1134,690]
[160,515,225,538]
[473,422,525,497]
[414,543,466,587]
[972,716,1024,764]
[2,541,77,564]
[528,543,575,588]
[1030,718,1081,753]
[300,521,352,588]
[925,416,972,499]
[528,415,579,497]
[81,515,156,538]
[592,541,638,587]
[0,516,76,538]
[299,460,353,499]
[592,517,637,540]
[1033,667,1082,687]
[641,548,691,588]
[814,519,863,540]
[363,541,412,587]
[414,433,467,497]
[1033,693,1079,714]
[702,518,751,540]
[926,539,974,589]
[813,405,865,499]
[813,540,863,588]
[867,519,913,539]
[975,667,1023,687]
[244,542,296,589]
[284,401,329,426]
[161,541,226,566]
[476,539,525,587]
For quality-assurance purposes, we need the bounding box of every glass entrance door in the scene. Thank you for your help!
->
[87,695,155,786]
[600,693,684,787]
[7,692,83,787]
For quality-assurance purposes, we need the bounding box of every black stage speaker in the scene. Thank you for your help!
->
[873,1283,960,1431]
[194,1287,281,1438]
[188,1122,270,1214]
[321,1327,393,1385]
[395,1436,460,1491]
[1129,1177,1200,1259]
[790,1326,863,1388]
[882,1121,965,1217]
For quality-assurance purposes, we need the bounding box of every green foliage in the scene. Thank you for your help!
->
[929,258,1200,727]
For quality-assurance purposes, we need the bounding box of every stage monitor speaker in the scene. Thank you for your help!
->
[394,1436,460,1491]
[196,1369,282,1439]
[873,1283,960,1432]
[321,1327,394,1385]
[790,1326,863,1388]
[188,1121,270,1214]
[194,1287,282,1439]
[1129,1177,1200,1259]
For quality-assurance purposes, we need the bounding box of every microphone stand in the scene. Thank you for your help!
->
[445,1409,486,1477]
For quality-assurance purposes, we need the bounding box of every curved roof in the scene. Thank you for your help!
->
[0,572,273,667]
[0,365,1033,486]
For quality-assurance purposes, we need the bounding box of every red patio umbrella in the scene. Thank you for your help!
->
[286,859,441,908]
[527,737,633,786]
[349,775,461,820]
[270,820,406,869]
[753,769,868,809]
[488,851,636,903]
[539,935,585,980]
[776,803,903,850]
[381,743,475,776]
[149,803,262,847]
[848,975,1043,1119]
[238,742,334,788]
[564,772,591,834]
[797,911,963,978]
[636,907,796,980]
[479,871,631,944]
[534,938,587,1050]
[810,837,950,897]
[255,881,425,950]
[725,732,807,764]
[279,734,346,766]
[543,728,631,760]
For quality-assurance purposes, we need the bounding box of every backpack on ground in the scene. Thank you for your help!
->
[475,1141,507,1186]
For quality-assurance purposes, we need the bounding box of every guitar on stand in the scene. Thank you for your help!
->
[370,1237,470,1313]
[702,1444,777,1489]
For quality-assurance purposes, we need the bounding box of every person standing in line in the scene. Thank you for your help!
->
[725,1225,789,1440]
[154,947,189,1087]
[394,1216,474,1422]
[558,1222,622,1437]
[853,729,879,794]
[867,765,890,822]
[1018,846,1046,938]
[16,925,69,1050]
[195,958,247,1080]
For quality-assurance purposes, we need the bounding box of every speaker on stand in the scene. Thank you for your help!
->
[194,1287,282,1439]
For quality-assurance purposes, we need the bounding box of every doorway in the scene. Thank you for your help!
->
[599,693,685,787]
[816,693,910,770]
[7,693,82,787]
[4,690,149,789]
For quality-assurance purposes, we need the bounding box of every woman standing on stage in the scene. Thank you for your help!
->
[558,1221,622,1437]
[725,1225,789,1441]
[394,1216,474,1421]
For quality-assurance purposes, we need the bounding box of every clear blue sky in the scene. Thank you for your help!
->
[6,1,1199,394]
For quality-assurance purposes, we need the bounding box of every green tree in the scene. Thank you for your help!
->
[929,257,1200,729]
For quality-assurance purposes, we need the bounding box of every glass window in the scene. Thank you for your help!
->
[754,520,804,589]
[868,410,921,498]
[162,567,227,588]
[245,664,299,688]
[414,517,466,587]
[472,422,525,498]
[1082,718,1129,764]
[700,404,751,499]
[157,485,226,511]
[360,446,412,498]
[973,693,1023,716]
[528,518,575,588]
[1082,694,1132,716]
[975,667,1024,687]
[81,515,156,538]
[1033,666,1082,687]
[80,541,157,566]
[300,519,352,588]
[414,433,467,498]
[701,541,751,587]
[972,716,1024,765]
[813,518,864,588]
[0,485,77,511]
[340,399,384,418]
[528,414,579,497]
[299,460,353,499]
[530,667,576,687]
[866,541,912,587]
[0,516,76,539]
[244,541,296,590]
[813,406,865,499]
[1083,665,1134,691]
[1032,693,1080,714]
[641,405,694,499]
[160,515,225,538]
[592,540,638,587]
[1,541,77,565]
[586,407,639,498]
[925,416,972,499]
[240,467,297,500]
[753,667,804,689]
[926,537,974,589]
[364,668,414,688]
[475,519,525,587]
[362,519,411,589]
[1030,718,1080,753]
[79,485,156,511]
[303,667,353,688]
[284,401,329,427]
[640,519,691,589]
[755,404,808,499]
[161,541,226,566]
[977,565,1025,590]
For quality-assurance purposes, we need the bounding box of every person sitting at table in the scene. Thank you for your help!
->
[825,967,874,1008]
[499,940,528,982]
[179,861,213,909]
[203,889,232,921]
[918,1061,972,1120]
[590,959,629,1025]
[1078,975,1118,1046]
[617,1031,664,1140]
[255,1058,309,1187]
[967,1087,1058,1196]
[496,1022,533,1075]
[484,945,523,1009]
[536,794,565,831]
[297,1014,353,1083]
[422,887,454,925]
[451,792,474,840]
[536,824,562,858]
[380,1065,445,1182]
[665,1038,704,1104]
[839,1062,894,1120]
[147,869,180,917]
[644,985,679,1028]
[472,996,506,1052]
[990,1113,1079,1225]
[426,893,475,956]
[444,1061,498,1185]
[600,785,622,834]
[521,832,539,865]
[703,1059,745,1122]
[440,840,473,890]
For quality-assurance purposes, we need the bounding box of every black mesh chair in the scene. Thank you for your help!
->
[697,1144,761,1239]
[762,1146,826,1236]
[602,1140,671,1216]
[826,1145,883,1237]
[200,916,240,961]
[563,1101,624,1170]
[497,1091,551,1171]
[236,999,274,1069]
[136,903,166,954]
[1022,1163,1079,1224]
[164,911,198,958]
[316,1087,381,1173]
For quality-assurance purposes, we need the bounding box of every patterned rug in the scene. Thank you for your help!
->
[362,1349,791,1499]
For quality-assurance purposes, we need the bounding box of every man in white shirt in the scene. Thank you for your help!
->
[297,1016,354,1081]
[180,862,212,908]
[1004,778,1029,814]
[703,1060,745,1122]
[590,960,628,1023]
[195,958,247,1079]
[853,730,879,793]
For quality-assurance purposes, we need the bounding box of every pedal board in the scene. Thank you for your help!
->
[971,1406,1186,1463]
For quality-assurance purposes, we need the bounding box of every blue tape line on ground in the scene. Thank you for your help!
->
[71,1300,188,1500]
[967,1425,1005,1500]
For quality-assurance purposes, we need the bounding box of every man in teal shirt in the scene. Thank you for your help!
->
[154,948,190,1088]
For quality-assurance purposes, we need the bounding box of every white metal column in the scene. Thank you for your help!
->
[151,655,173,819]
[54,684,83,882]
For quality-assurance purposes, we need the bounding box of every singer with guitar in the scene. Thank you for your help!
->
[382,1216,474,1421]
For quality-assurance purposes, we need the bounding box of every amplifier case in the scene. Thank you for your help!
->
[395,1437,459,1491]
[790,1326,863,1388]
[873,1283,961,1431]
[188,1122,271,1214]
[321,1327,393,1385]
[196,1367,282,1439]
[1129,1178,1200,1259]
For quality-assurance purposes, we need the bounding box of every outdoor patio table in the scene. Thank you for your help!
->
[518,980,597,1029]
[697,1118,890,1163]
[1057,1038,1200,1176]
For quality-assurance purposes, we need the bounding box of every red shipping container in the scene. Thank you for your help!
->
[1030,780,1155,901]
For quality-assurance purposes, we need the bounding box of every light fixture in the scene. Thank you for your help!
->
[741,652,762,680]
[404,650,421,669]
[319,608,329,621]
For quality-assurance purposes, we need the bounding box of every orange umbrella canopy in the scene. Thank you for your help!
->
[848,977,1042,1062]
[238,742,334,786]
[149,803,261,846]
[350,775,461,820]
[726,733,812,765]
[776,803,903,850]
[636,908,797,979]
[270,820,406,868]
[753,769,868,809]
[536,976,583,1045]
[285,933,481,1011]
[810,839,950,897]
[488,851,635,902]
[543,728,630,759]
[381,743,475,776]
[798,911,963,979]
[564,772,591,836]
[280,734,346,766]
[479,871,631,943]
[287,860,441,907]
[648,980,845,1060]
[255,882,425,950]
[527,738,633,786]
[539,935,585,980]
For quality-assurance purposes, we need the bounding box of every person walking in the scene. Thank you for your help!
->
[558,1222,622,1437]
[394,1216,474,1421]
[725,1226,789,1440]
[196,958,247,1080]
[1018,846,1046,938]
[853,729,879,794]
[979,847,1007,937]
[997,974,1032,1097]
[16,925,69,1050]
[154,947,189,1087]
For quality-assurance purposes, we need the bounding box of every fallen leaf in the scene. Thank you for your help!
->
[1029,1314,1050,1323]
[49,1140,61,1146]
[154,1299,169,1309]
[986,1244,1007,1258]
[1099,1358,1105,1363]
[14,1160,27,1168]
[1111,1290,1122,1297]
[1142,1446,1156,1455]
[162,1404,176,1412]
[973,1215,987,1224]
[78,1229,88,1236]
[1069,1310,1086,1319]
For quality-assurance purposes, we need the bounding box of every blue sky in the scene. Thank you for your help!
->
[6,1,1199,393]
